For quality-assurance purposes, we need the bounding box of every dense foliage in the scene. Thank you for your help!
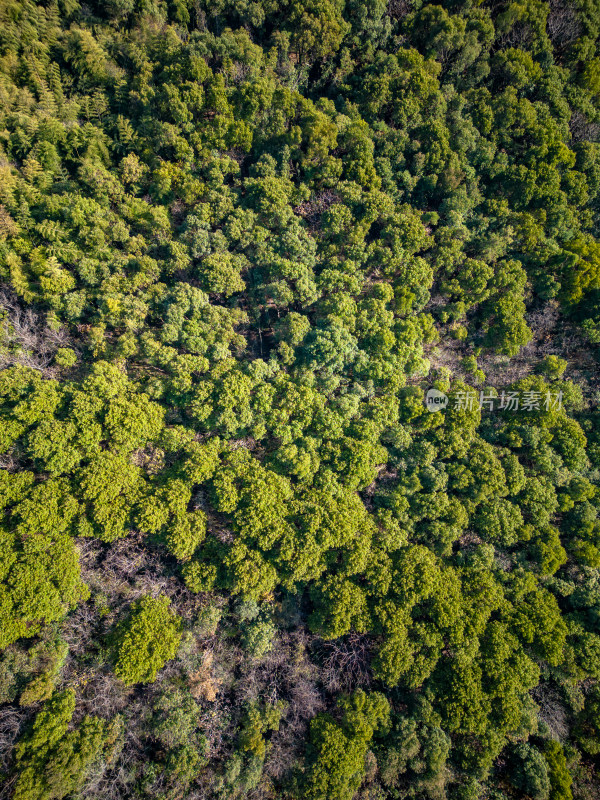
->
[0,0,600,798]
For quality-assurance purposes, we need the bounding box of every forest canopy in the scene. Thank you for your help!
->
[0,1,600,799]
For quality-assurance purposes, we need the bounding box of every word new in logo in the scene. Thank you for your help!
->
[425,388,449,412]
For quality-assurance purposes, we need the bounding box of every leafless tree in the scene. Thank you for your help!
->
[387,0,412,20]
[0,706,26,777]
[547,0,583,51]
[265,659,324,781]
[316,632,374,693]
[76,673,132,721]
[531,682,569,740]
[294,190,341,230]
[570,111,600,144]
[61,601,103,659]
[0,287,71,373]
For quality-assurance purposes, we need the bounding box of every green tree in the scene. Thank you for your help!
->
[12,690,121,800]
[303,690,390,800]
[111,595,182,685]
